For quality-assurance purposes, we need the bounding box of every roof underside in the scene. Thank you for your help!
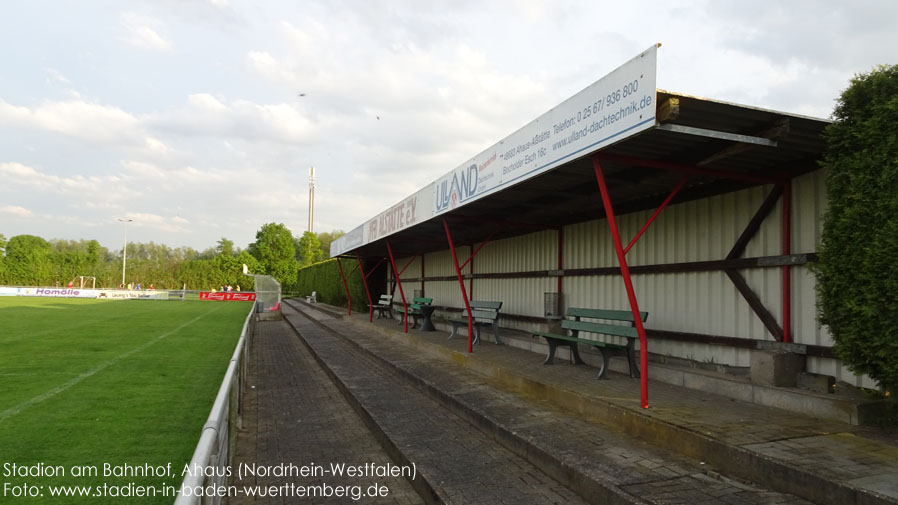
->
[347,91,829,259]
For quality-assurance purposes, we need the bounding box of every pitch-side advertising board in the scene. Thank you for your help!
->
[199,292,257,302]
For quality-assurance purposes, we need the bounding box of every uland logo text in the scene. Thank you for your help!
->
[435,164,478,212]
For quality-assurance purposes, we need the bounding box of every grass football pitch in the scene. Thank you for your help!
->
[0,297,252,503]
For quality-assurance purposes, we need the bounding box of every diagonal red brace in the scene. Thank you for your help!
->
[336,257,351,316]
[356,254,374,322]
[460,228,499,270]
[624,175,690,255]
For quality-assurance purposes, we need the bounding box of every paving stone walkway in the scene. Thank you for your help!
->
[226,317,420,504]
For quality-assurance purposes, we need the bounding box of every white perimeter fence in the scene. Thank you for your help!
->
[174,301,256,505]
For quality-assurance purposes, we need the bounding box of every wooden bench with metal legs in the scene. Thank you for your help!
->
[533,308,647,379]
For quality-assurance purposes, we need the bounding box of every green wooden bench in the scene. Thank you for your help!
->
[448,301,503,345]
[532,308,647,379]
[396,297,433,328]
[369,294,393,320]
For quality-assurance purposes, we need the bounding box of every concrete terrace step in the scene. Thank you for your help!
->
[281,303,591,505]
[496,329,884,426]
[290,299,898,505]
[284,300,828,505]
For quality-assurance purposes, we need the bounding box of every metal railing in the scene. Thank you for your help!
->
[174,302,256,505]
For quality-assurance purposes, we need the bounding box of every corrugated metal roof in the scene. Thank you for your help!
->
[345,90,829,259]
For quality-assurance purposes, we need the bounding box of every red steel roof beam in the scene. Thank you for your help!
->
[597,153,785,185]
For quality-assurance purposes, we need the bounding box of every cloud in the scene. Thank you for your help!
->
[0,161,139,201]
[44,67,71,85]
[0,98,144,145]
[123,212,191,233]
[0,205,32,217]
[147,93,316,144]
[121,13,173,52]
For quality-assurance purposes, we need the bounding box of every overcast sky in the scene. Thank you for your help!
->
[1,0,895,252]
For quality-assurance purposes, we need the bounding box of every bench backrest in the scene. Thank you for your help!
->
[411,297,433,305]
[562,307,648,339]
[378,294,392,305]
[467,300,502,321]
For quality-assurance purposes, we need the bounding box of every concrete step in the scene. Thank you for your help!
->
[284,300,822,505]
[494,329,885,426]
[292,300,898,505]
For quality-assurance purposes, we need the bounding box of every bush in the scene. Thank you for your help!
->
[295,258,369,312]
[816,64,898,392]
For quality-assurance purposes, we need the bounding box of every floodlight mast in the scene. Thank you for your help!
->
[117,218,133,288]
[308,166,315,233]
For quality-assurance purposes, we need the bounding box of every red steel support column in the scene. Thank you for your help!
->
[356,254,374,322]
[782,179,792,343]
[443,217,475,353]
[336,258,351,316]
[593,156,650,409]
[385,240,409,333]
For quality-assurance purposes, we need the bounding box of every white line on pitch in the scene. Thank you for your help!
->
[0,306,224,423]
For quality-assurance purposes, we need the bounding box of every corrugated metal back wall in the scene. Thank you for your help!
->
[391,169,869,387]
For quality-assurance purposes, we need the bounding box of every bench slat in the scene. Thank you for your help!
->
[565,307,647,322]
[450,310,499,321]
[532,331,627,348]
[469,301,502,310]
[470,309,499,320]
[562,320,639,338]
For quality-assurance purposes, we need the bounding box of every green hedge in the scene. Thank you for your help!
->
[817,64,898,392]
[295,258,369,312]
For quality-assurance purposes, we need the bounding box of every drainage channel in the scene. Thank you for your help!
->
[284,299,815,505]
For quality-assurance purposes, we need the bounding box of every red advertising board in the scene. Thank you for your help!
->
[199,292,257,301]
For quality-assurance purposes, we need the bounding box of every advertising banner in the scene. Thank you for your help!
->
[200,292,257,302]
[432,44,658,215]
[0,287,169,299]
[0,287,98,298]
[329,45,658,256]
[329,224,364,257]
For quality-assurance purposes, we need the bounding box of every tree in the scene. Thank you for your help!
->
[5,235,53,285]
[316,230,344,259]
[816,64,898,391]
[297,231,325,267]
[235,251,262,290]
[0,233,5,280]
[216,237,235,257]
[248,223,299,288]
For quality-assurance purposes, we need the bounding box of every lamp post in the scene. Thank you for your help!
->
[117,218,133,288]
